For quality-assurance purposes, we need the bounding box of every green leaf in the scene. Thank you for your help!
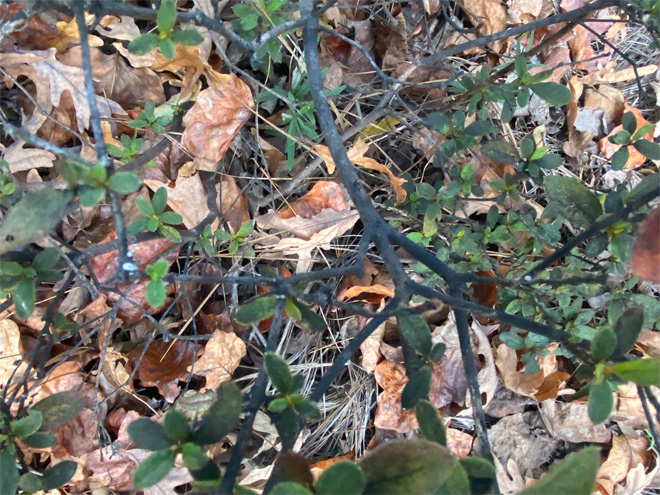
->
[127,217,149,235]
[0,261,23,276]
[41,460,77,490]
[22,432,56,448]
[520,137,535,160]
[170,28,204,45]
[463,120,496,137]
[157,0,177,32]
[401,368,432,409]
[632,124,656,141]
[189,459,220,482]
[459,457,496,494]
[135,197,155,216]
[128,33,159,55]
[520,447,600,495]
[295,399,320,420]
[133,449,176,489]
[107,172,142,194]
[359,439,457,494]
[272,407,300,452]
[528,82,571,106]
[182,442,208,470]
[160,211,183,225]
[268,397,288,413]
[191,381,242,445]
[32,248,60,271]
[397,314,432,356]
[235,297,278,325]
[291,300,326,331]
[534,153,562,170]
[158,224,181,243]
[437,465,470,495]
[271,482,313,494]
[590,327,617,361]
[159,37,176,59]
[0,189,72,255]
[430,343,446,362]
[588,380,613,425]
[479,140,520,165]
[10,409,43,439]
[612,307,644,359]
[633,139,660,160]
[79,187,105,207]
[543,176,603,230]
[19,472,42,493]
[0,445,19,495]
[428,113,451,134]
[127,417,172,451]
[146,259,169,280]
[415,400,446,446]
[264,352,295,394]
[152,187,168,215]
[613,357,660,386]
[237,220,254,238]
[315,462,366,495]
[611,146,629,170]
[163,410,190,443]
[621,111,637,135]
[13,277,35,320]
[146,280,166,307]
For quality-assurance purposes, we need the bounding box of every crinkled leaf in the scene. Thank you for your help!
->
[236,297,277,325]
[127,417,172,451]
[191,381,242,445]
[315,462,365,495]
[41,460,77,490]
[520,447,599,495]
[613,357,660,386]
[133,449,176,490]
[415,400,446,446]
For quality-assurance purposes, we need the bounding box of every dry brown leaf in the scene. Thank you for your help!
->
[495,344,545,397]
[630,208,660,283]
[616,382,659,429]
[373,359,418,432]
[584,85,625,132]
[458,0,507,53]
[181,72,254,171]
[360,319,386,374]
[95,15,141,41]
[0,318,25,387]
[279,181,349,219]
[533,370,570,401]
[446,428,473,458]
[48,14,103,52]
[314,138,407,204]
[508,0,547,24]
[636,331,660,357]
[597,434,652,494]
[189,329,246,392]
[580,61,659,85]
[540,399,611,443]
[343,284,395,302]
[336,258,379,302]
[2,114,55,172]
[466,320,498,410]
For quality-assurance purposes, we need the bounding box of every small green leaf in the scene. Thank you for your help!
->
[272,407,300,452]
[191,381,242,445]
[430,343,446,362]
[32,248,60,271]
[401,368,432,409]
[632,139,660,160]
[520,447,600,495]
[147,216,160,232]
[315,462,366,495]
[22,432,57,448]
[295,399,320,420]
[182,442,208,470]
[543,176,602,230]
[107,172,142,194]
[13,277,35,320]
[146,280,166,307]
[162,410,189,443]
[534,154,562,170]
[514,55,527,78]
[590,327,618,361]
[128,33,159,55]
[127,418,172,451]
[160,211,183,225]
[437,465,470,495]
[237,220,254,238]
[427,113,451,134]
[19,472,42,493]
[135,197,155,216]
[41,460,77,490]
[415,400,446,446]
[159,37,176,59]
[170,29,204,45]
[158,224,181,243]
[613,357,660,386]
[146,259,169,280]
[157,0,177,32]
[127,217,149,235]
[268,397,288,413]
[80,187,105,207]
[609,130,631,145]
[235,297,278,325]
[612,307,644,359]
[397,314,432,357]
[528,82,571,106]
[10,409,43,439]
[271,482,313,494]
[133,449,176,489]
[463,120,496,137]
[621,111,637,135]
[264,352,295,394]
[285,298,302,321]
[0,445,19,495]
[588,380,613,425]
[291,300,326,332]
[152,187,168,215]
[632,124,656,141]
[520,137,535,160]
[611,146,629,170]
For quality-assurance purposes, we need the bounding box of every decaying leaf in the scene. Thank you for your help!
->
[0,318,26,387]
[630,208,660,283]
[278,181,349,219]
[189,329,246,392]
[456,0,507,53]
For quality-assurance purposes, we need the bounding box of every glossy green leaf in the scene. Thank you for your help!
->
[157,0,177,32]
[127,418,172,451]
[236,297,278,325]
[0,445,19,495]
[613,357,660,386]
[128,33,158,55]
[162,410,189,443]
[520,447,599,495]
[133,449,176,489]
[191,381,242,445]
[528,82,571,106]
[107,172,141,194]
[401,368,431,409]
[171,29,204,45]
[633,139,660,160]
[146,280,166,308]
[13,277,35,320]
[359,439,457,494]
[315,462,366,495]
[264,352,295,394]
[588,381,613,425]
[271,482,313,494]
[41,460,77,490]
[22,432,56,448]
[32,391,84,431]
[10,409,42,439]
[415,399,446,446]
[590,327,617,361]
[0,189,72,255]
[612,307,644,359]
[397,314,432,356]
[543,176,602,230]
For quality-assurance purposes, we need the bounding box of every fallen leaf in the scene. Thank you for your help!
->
[48,14,103,52]
[181,72,254,172]
[457,0,508,53]
[446,428,473,458]
[95,15,141,41]
[360,319,386,374]
[597,434,652,494]
[0,318,26,387]
[630,208,660,283]
[540,399,611,443]
[337,258,380,302]
[584,85,625,133]
[495,343,559,398]
[279,181,349,219]
[373,359,418,432]
[343,284,395,303]
[189,329,246,392]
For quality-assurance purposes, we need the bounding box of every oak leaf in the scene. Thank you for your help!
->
[189,329,246,392]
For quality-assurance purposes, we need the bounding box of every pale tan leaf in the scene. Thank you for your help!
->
[0,318,25,386]
[189,330,246,392]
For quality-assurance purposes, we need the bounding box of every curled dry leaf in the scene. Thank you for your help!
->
[189,329,246,392]
[596,434,652,495]
[95,15,141,41]
[360,319,386,374]
[314,138,407,204]
[278,181,349,219]
[630,208,660,283]
[181,72,254,172]
[48,14,103,52]
[336,257,379,302]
